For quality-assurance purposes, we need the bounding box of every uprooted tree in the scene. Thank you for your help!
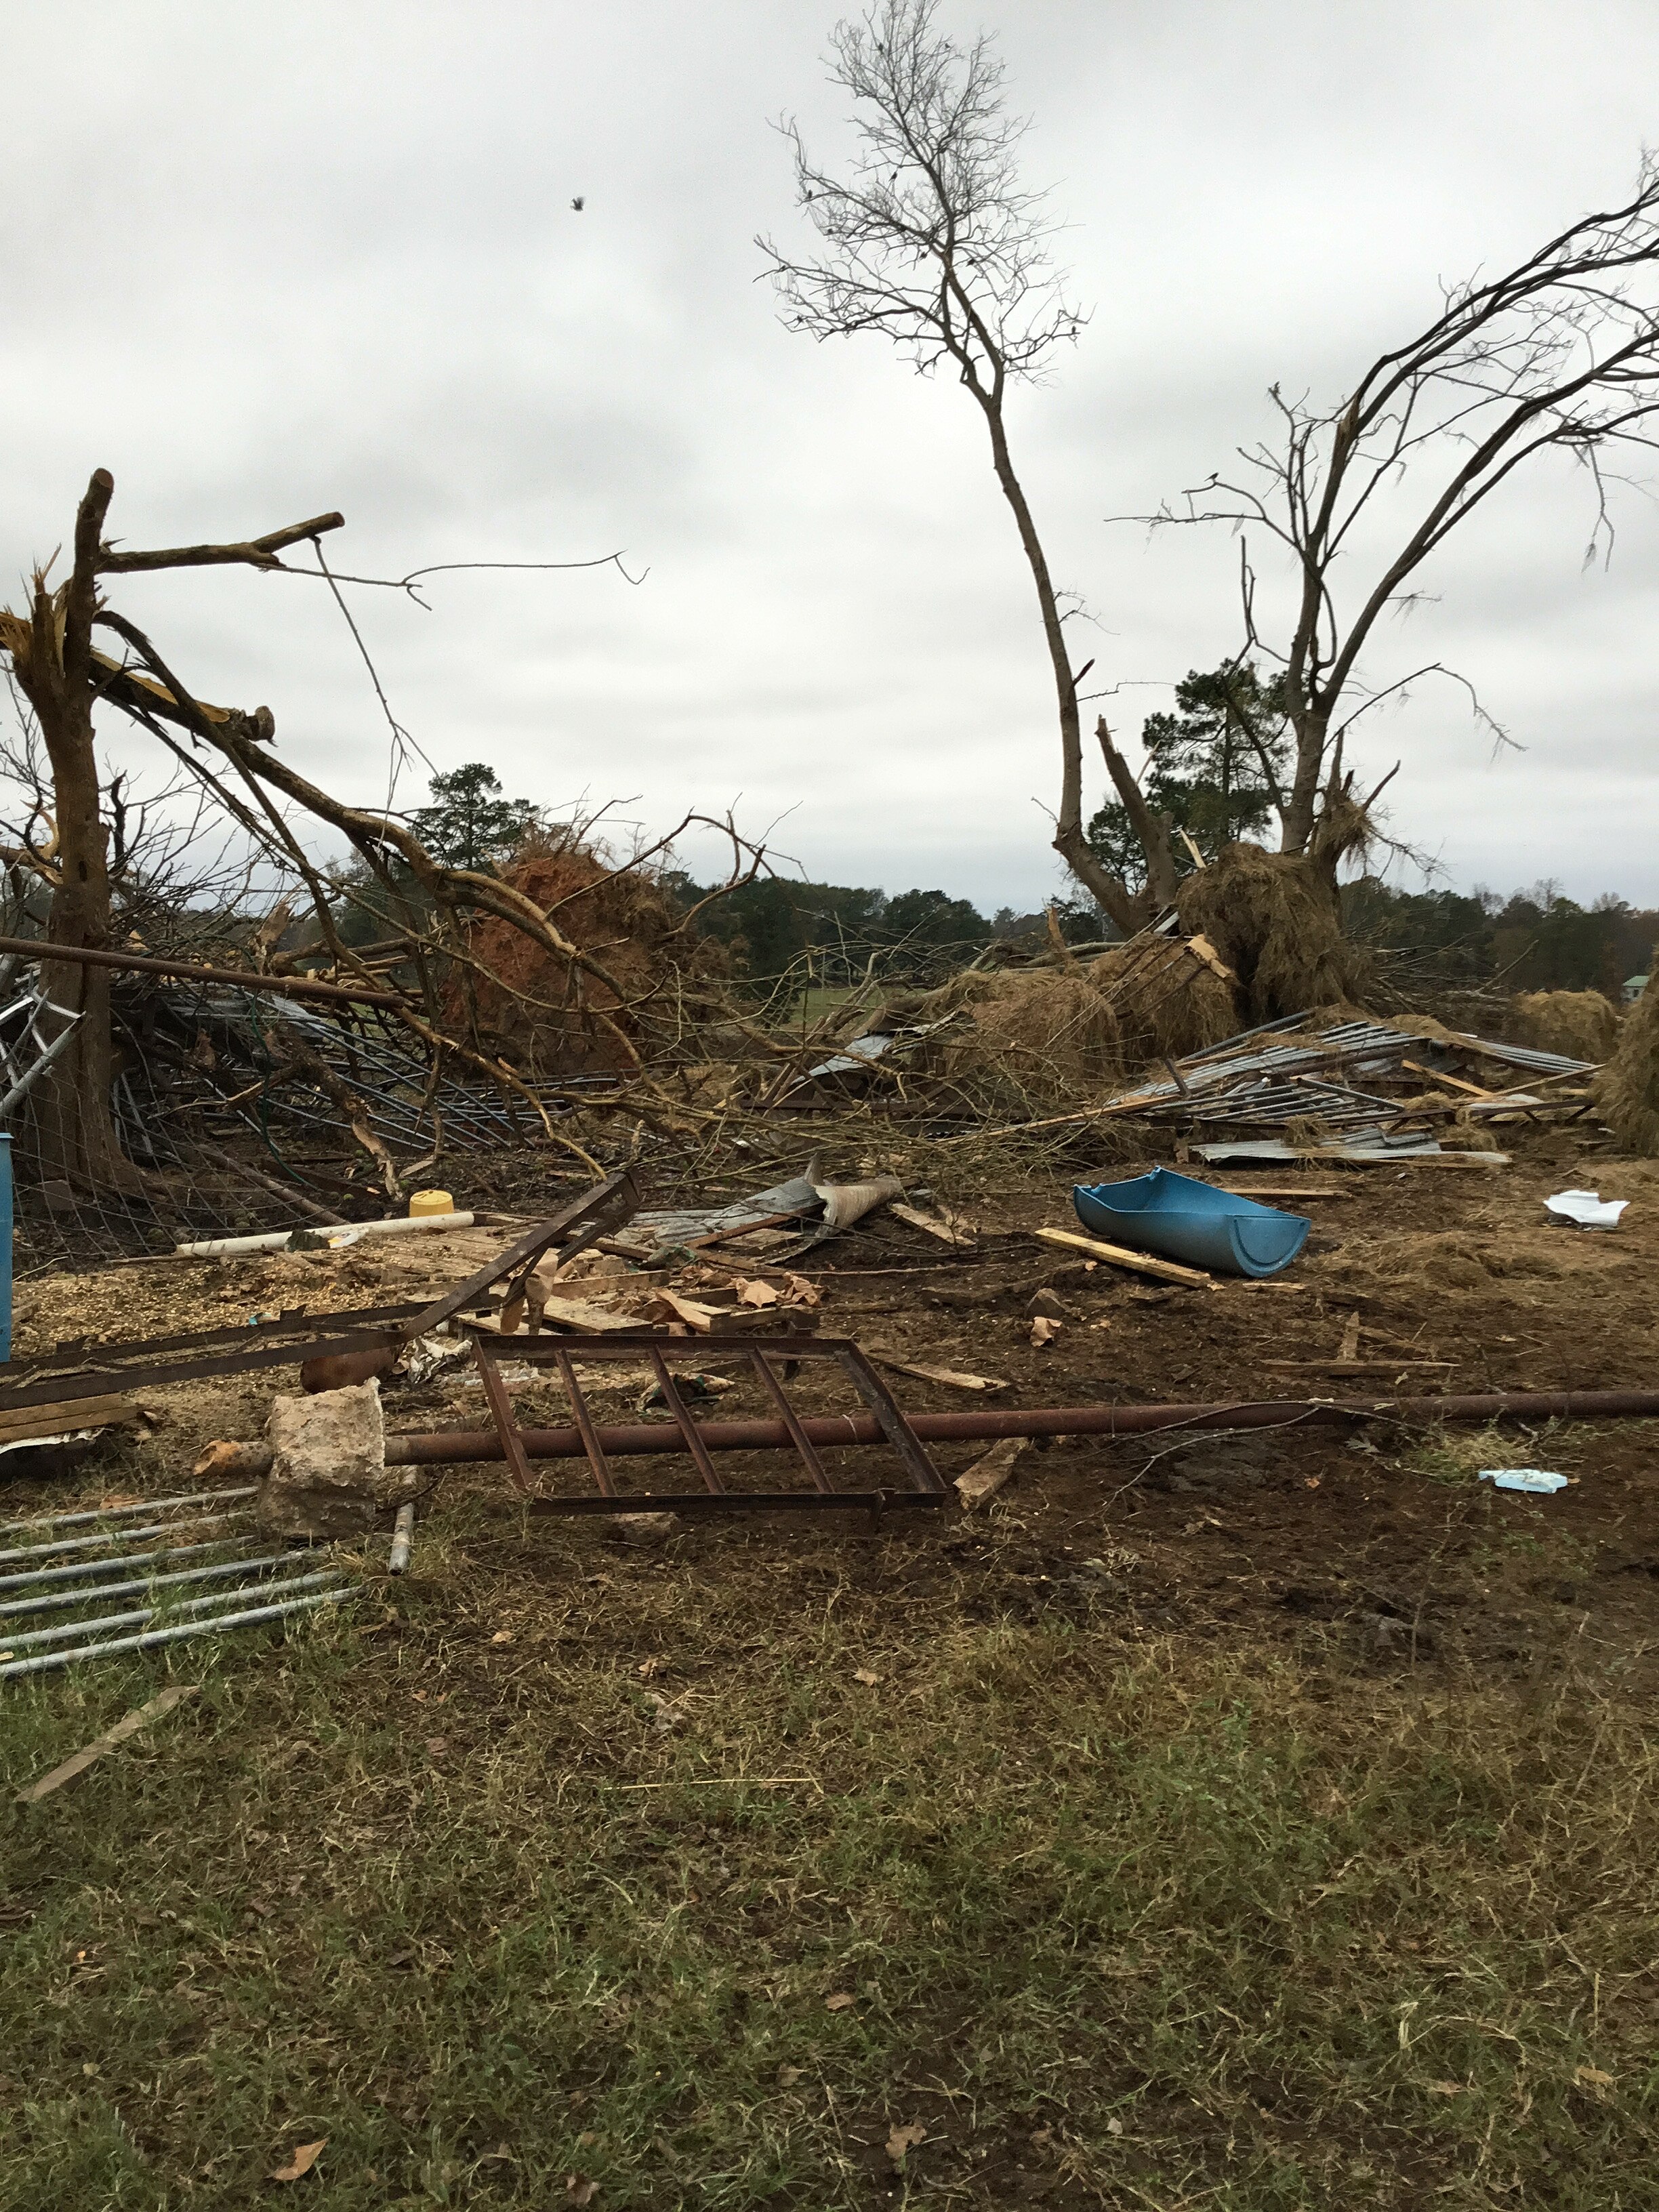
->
[0,470,762,1190]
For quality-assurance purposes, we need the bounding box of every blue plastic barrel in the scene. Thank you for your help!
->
[1073,1166,1309,1279]
[0,1132,11,1361]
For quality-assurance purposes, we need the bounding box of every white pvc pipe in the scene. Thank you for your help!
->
[173,1210,474,1258]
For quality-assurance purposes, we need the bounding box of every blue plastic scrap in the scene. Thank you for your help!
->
[1479,1469,1571,1494]
[1073,1166,1309,1279]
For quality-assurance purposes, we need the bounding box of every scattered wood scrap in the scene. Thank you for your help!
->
[1034,1225,1214,1288]
[16,1684,199,1804]
[873,1354,1007,1393]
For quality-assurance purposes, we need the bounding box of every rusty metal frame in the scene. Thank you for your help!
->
[468,1331,949,1517]
[0,1170,640,1414]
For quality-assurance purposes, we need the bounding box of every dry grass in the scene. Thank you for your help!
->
[1509,989,1620,1063]
[2,1488,1656,2210]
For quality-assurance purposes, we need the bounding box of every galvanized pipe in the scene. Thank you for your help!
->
[0,1507,251,1570]
[0,1534,263,1596]
[0,1549,321,1624]
[0,1585,350,1679]
[196,1387,1659,1483]
[0,1569,346,1654]
[0,1487,259,1538]
[388,1502,415,1575]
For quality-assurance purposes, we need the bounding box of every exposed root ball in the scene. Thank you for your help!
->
[1086,943,1237,1062]
[1509,989,1620,1063]
[455,838,726,1072]
[1595,972,1659,1155]
[924,967,1124,1105]
[1176,843,1367,1021]
[909,940,1236,1107]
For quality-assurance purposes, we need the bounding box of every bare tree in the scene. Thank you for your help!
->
[1156,161,1659,872]
[759,1,1172,931]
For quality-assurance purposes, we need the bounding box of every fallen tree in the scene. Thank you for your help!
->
[0,470,764,1189]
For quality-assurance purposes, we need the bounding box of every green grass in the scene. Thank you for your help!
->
[1,1501,1656,2208]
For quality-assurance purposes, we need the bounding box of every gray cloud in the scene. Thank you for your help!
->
[2,0,1656,912]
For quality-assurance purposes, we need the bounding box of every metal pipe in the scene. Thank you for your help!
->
[0,1570,346,1654]
[0,1010,82,1125]
[388,1502,414,1575]
[0,1585,351,1679]
[0,1549,320,1624]
[0,1508,251,1570]
[173,1210,475,1259]
[193,1386,1659,1482]
[0,1534,262,1595]
[0,1486,259,1538]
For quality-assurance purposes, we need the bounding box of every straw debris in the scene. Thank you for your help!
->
[1508,989,1620,1063]
[1595,970,1659,1155]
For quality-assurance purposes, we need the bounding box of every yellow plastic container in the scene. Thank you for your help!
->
[408,1189,455,1218]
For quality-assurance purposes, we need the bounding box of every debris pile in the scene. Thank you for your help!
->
[453,836,731,1073]
[1086,1013,1600,1160]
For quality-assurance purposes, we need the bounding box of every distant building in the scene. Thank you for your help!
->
[1624,973,1650,1004]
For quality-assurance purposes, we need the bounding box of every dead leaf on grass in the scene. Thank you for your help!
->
[777,2064,804,2087]
[491,1629,515,1645]
[270,2137,327,2182]
[567,2176,599,2205]
[424,1736,448,1756]
[886,2121,926,2163]
[824,1991,856,2011]
[853,1668,880,1686]
[1575,2064,1616,2094]
[1425,2080,1465,2096]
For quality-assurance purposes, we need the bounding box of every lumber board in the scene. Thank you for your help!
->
[1034,1225,1214,1288]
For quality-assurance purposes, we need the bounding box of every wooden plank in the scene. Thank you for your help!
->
[1401,1059,1499,1099]
[1208,1184,1351,1200]
[0,1395,142,1444]
[1034,1225,1215,1288]
[16,1685,199,1803]
[1262,1359,1451,1376]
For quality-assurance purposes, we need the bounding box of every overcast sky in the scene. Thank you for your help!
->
[4,0,1658,914]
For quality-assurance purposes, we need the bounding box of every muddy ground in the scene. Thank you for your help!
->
[9,1120,1657,1692]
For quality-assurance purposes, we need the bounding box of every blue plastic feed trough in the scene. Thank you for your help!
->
[1073,1166,1309,1279]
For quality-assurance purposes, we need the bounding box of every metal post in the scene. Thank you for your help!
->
[388,1502,415,1574]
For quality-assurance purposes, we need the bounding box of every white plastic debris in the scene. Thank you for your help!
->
[1479,1468,1571,1494]
[1545,1188,1629,1230]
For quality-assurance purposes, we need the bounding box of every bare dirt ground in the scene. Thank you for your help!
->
[14,1122,1656,1680]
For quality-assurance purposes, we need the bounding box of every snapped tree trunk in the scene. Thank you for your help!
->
[1278,704,1330,857]
[1095,718,1181,919]
[5,470,146,1193]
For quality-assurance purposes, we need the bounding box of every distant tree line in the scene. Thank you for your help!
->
[346,764,1654,1004]
[663,877,997,987]
[1342,879,1657,998]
